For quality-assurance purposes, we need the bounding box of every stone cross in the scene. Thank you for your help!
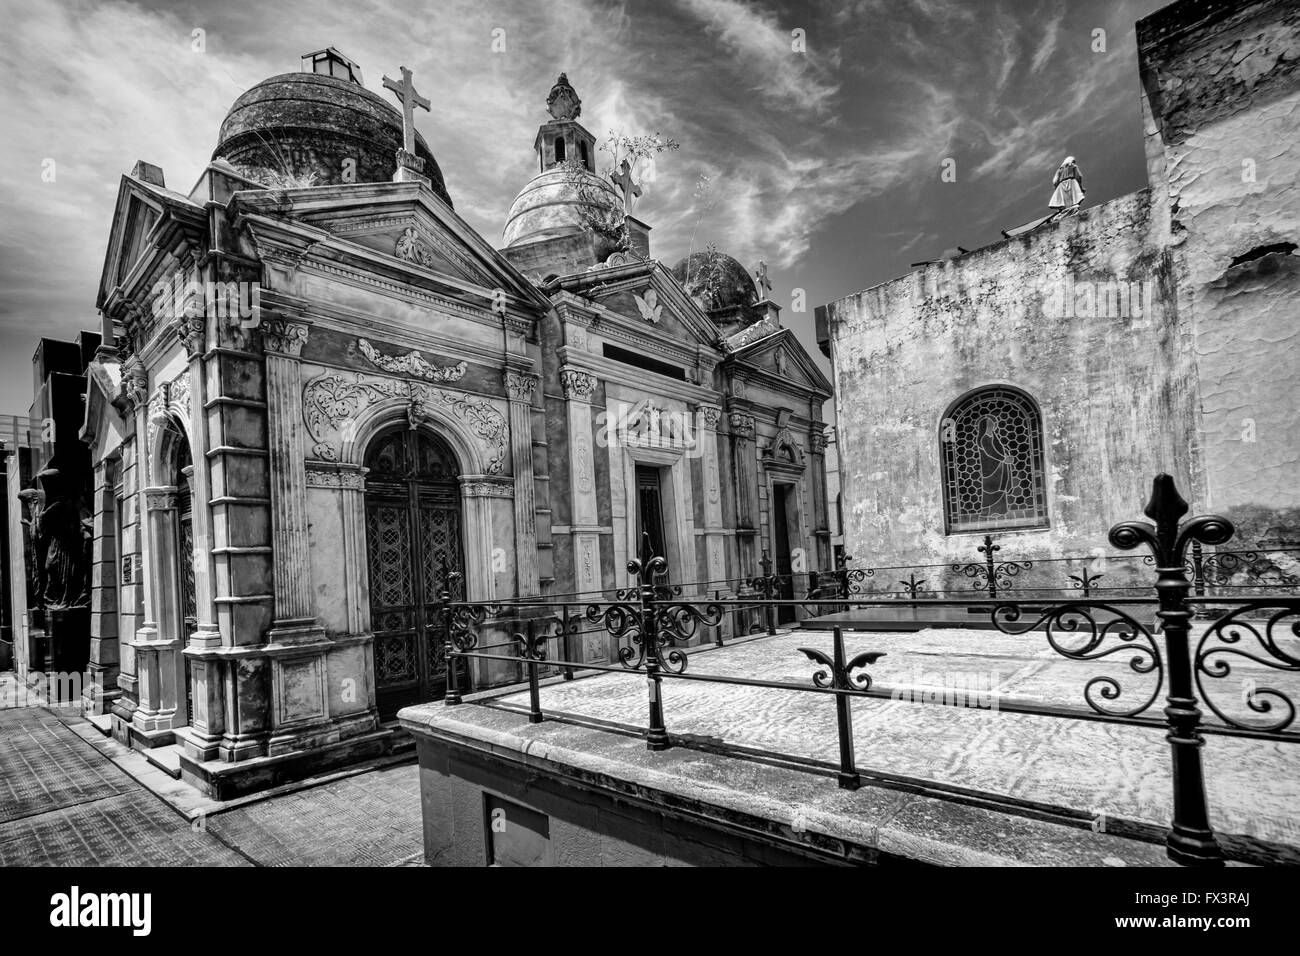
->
[755,260,772,298]
[611,158,642,208]
[383,66,430,154]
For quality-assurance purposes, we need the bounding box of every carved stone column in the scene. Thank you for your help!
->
[695,403,727,587]
[85,459,119,716]
[505,369,540,597]
[459,475,513,686]
[134,485,182,737]
[808,426,831,570]
[166,317,226,759]
[729,411,758,576]
[561,367,601,593]
[110,359,146,739]
[561,368,606,662]
[263,318,322,641]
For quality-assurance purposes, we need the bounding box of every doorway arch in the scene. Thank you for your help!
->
[363,425,465,719]
[157,419,198,728]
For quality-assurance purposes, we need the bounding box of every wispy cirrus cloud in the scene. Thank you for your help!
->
[0,0,1163,412]
[672,0,839,115]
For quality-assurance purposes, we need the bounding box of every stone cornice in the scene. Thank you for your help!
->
[559,348,718,406]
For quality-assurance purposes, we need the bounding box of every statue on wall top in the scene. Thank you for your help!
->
[1049,155,1085,214]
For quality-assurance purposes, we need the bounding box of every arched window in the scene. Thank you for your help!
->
[940,386,1048,533]
[554,137,566,163]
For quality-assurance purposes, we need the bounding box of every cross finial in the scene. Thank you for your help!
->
[611,158,642,209]
[382,65,430,154]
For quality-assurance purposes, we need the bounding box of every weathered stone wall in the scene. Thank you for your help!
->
[1139,0,1300,538]
[826,189,1199,568]
[826,0,1300,571]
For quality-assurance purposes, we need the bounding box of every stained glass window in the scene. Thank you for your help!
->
[941,387,1048,533]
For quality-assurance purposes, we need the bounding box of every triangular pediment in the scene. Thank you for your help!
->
[229,182,549,312]
[555,258,725,355]
[96,175,206,311]
[729,327,833,397]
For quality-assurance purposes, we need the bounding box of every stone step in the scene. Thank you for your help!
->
[84,713,112,737]
[144,743,183,779]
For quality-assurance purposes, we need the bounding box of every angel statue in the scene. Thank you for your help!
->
[1049,155,1085,214]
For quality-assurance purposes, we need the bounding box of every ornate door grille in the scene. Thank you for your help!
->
[364,427,463,719]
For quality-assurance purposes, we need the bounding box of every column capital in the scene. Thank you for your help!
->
[173,312,206,358]
[459,475,515,498]
[809,427,828,454]
[119,355,149,411]
[143,486,178,511]
[728,412,756,437]
[261,318,310,357]
[504,369,539,401]
[695,403,722,429]
[560,367,598,401]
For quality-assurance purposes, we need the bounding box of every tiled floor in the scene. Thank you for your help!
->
[0,675,424,867]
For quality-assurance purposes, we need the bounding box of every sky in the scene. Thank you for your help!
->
[0,0,1166,415]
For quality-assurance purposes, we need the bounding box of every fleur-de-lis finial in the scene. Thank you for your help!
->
[1110,473,1233,566]
[626,531,666,587]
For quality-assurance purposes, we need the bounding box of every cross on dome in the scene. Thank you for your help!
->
[382,66,430,154]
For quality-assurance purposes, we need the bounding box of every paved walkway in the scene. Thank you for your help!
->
[0,674,423,867]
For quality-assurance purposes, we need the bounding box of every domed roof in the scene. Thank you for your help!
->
[213,72,452,205]
[671,249,757,313]
[502,165,623,251]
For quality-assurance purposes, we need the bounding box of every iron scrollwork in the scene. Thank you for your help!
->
[585,534,716,674]
[954,534,1032,598]
[799,646,886,691]
[1194,603,1300,733]
[992,603,1164,718]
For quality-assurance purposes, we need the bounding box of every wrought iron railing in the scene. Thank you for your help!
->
[434,474,1299,868]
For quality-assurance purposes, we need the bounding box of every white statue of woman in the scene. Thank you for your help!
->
[1049,155,1085,213]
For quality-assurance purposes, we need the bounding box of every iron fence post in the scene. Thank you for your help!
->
[713,589,725,647]
[643,600,669,750]
[831,627,861,790]
[980,534,999,600]
[631,532,671,751]
[519,619,544,724]
[759,550,776,635]
[561,604,575,680]
[1110,473,1232,867]
[837,552,851,614]
[1190,540,1206,600]
[441,581,461,707]
[1190,540,1214,619]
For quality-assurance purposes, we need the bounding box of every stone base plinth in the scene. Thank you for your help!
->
[179,726,398,801]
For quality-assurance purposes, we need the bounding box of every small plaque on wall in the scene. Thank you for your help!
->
[484,794,551,867]
[121,555,133,585]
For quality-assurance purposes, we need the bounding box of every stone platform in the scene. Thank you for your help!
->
[400,627,1300,866]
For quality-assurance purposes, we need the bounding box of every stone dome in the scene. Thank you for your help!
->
[502,165,623,251]
[213,72,452,206]
[671,250,757,313]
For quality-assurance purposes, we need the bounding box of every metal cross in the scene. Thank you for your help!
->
[382,66,430,154]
